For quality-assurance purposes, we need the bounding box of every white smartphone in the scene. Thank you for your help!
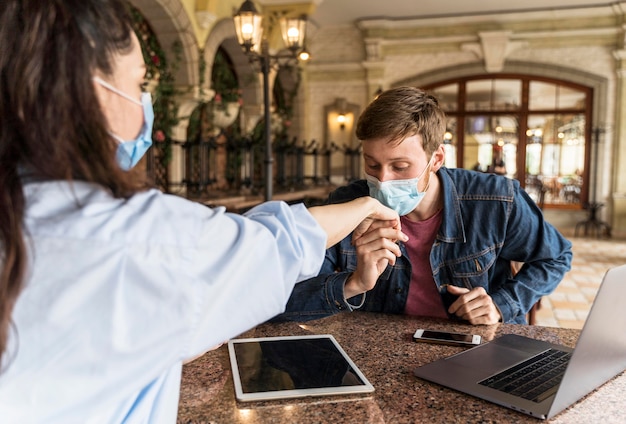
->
[412,329,481,347]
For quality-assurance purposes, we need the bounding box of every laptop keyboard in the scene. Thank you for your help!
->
[479,348,572,403]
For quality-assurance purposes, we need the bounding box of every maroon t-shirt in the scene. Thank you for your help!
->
[401,210,448,318]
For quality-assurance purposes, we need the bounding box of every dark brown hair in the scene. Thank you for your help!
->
[0,0,147,367]
[356,86,446,155]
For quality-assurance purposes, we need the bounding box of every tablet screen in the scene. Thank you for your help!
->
[228,334,375,401]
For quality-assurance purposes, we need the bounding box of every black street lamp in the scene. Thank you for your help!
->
[233,0,308,201]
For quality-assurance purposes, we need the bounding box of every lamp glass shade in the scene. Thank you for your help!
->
[234,1,263,52]
[280,16,307,51]
[298,49,310,61]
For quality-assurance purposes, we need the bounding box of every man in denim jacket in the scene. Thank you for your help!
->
[275,86,572,325]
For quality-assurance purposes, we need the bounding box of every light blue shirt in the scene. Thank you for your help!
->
[0,180,326,423]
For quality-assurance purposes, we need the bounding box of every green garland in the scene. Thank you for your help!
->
[129,4,180,165]
[211,48,242,109]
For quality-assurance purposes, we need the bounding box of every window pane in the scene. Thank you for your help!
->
[430,84,458,112]
[530,81,586,110]
[466,80,492,111]
[464,116,488,169]
[558,85,586,109]
[463,115,518,178]
[493,79,521,111]
[465,79,521,111]
[443,117,457,168]
[525,114,585,205]
[529,81,557,110]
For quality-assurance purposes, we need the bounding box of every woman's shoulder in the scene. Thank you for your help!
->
[24,180,217,246]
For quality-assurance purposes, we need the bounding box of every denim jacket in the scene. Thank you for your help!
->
[275,167,573,324]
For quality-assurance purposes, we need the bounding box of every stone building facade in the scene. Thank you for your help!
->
[131,0,626,237]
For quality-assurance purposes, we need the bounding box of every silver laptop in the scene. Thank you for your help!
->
[414,264,626,420]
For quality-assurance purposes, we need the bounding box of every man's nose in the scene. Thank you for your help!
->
[377,168,394,182]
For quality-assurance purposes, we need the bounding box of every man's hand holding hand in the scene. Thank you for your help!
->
[345,221,408,299]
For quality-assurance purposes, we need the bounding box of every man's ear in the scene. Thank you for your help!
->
[430,144,446,172]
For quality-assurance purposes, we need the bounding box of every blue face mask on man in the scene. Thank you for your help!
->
[366,156,434,216]
[94,77,154,170]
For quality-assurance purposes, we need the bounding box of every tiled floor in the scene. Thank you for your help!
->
[534,237,626,329]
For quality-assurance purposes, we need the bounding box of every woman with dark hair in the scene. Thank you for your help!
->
[0,1,403,421]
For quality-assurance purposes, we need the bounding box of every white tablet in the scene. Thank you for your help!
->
[227,334,375,402]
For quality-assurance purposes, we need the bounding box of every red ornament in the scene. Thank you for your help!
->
[154,130,166,142]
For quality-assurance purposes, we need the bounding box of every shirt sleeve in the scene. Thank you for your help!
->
[494,186,573,322]
[183,201,326,358]
[271,243,364,322]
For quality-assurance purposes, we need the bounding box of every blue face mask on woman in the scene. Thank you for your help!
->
[366,156,433,216]
[94,77,154,170]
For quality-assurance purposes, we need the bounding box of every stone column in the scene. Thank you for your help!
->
[362,38,385,99]
[612,48,626,236]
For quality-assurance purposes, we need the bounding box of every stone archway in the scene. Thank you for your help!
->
[129,0,201,193]
[397,60,608,126]
[203,18,264,135]
[129,0,199,88]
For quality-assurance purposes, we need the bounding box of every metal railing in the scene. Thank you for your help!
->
[147,136,361,197]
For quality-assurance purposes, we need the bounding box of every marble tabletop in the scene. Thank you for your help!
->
[177,312,625,423]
